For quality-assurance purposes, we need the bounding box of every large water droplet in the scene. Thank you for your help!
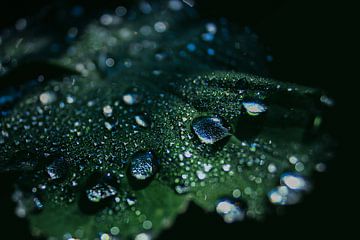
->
[192,117,230,144]
[216,198,246,223]
[86,183,118,203]
[242,102,267,116]
[129,151,158,181]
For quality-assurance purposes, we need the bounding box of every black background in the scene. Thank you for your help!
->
[0,0,349,239]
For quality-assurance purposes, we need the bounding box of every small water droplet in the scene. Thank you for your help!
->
[46,157,67,180]
[267,163,277,173]
[134,115,149,128]
[222,164,231,172]
[104,122,114,131]
[103,105,113,118]
[123,92,142,105]
[168,0,183,11]
[135,233,151,240]
[39,91,57,105]
[154,21,167,33]
[196,170,206,180]
[268,186,301,205]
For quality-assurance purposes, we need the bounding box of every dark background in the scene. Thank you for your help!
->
[0,0,349,239]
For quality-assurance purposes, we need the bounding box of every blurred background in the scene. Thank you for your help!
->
[0,0,347,239]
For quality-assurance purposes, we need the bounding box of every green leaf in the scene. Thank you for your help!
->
[0,1,333,239]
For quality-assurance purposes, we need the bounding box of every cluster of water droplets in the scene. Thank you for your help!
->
[0,0,335,238]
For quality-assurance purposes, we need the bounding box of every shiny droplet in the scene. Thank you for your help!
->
[39,91,57,105]
[268,186,301,205]
[242,102,267,116]
[102,105,113,118]
[86,183,118,203]
[280,172,309,191]
[216,198,245,223]
[129,151,157,180]
[46,157,67,180]
[135,115,149,128]
[123,92,142,105]
[192,117,230,144]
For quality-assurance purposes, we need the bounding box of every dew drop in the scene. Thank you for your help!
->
[86,183,118,203]
[242,102,267,116]
[39,91,57,105]
[129,151,157,181]
[280,172,309,191]
[123,92,142,105]
[268,186,301,205]
[135,233,151,240]
[46,157,67,180]
[135,115,149,128]
[102,105,113,118]
[192,117,230,144]
[196,170,206,180]
[216,198,245,223]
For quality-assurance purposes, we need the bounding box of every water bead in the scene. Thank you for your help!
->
[129,151,158,180]
[242,102,267,116]
[192,117,230,144]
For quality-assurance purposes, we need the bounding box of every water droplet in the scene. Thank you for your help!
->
[280,172,309,191]
[202,32,214,42]
[46,157,67,180]
[222,164,231,172]
[104,122,114,131]
[175,184,190,194]
[205,22,217,34]
[232,189,241,198]
[129,151,158,181]
[110,226,120,235]
[86,183,118,203]
[33,197,44,211]
[207,48,215,56]
[268,186,301,205]
[315,163,327,172]
[115,6,127,17]
[135,115,149,128]
[186,43,196,52]
[267,163,277,173]
[39,91,57,105]
[216,198,245,223]
[15,18,27,31]
[100,233,111,240]
[142,220,152,230]
[168,0,183,11]
[123,92,142,105]
[196,170,206,180]
[102,105,113,118]
[66,95,75,104]
[192,117,231,144]
[154,21,167,33]
[135,233,151,240]
[242,102,267,116]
